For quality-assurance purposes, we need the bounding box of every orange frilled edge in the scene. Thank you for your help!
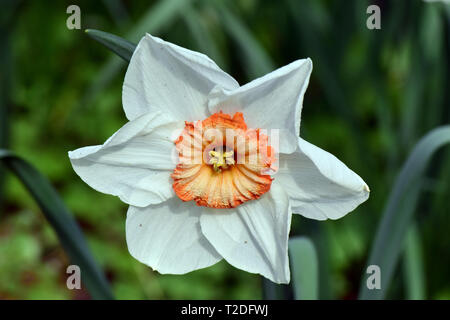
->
[171,111,276,209]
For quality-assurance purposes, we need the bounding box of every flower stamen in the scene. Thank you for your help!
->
[209,150,235,172]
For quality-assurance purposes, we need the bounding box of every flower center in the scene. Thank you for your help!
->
[171,111,276,209]
[208,149,235,172]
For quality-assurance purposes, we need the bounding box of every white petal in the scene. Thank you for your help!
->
[275,138,370,220]
[208,59,312,154]
[200,183,291,284]
[126,199,222,274]
[123,34,239,122]
[68,111,183,207]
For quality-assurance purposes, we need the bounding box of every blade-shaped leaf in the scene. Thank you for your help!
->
[403,224,425,300]
[359,126,450,299]
[85,29,136,62]
[0,150,114,300]
[261,278,290,300]
[289,236,319,300]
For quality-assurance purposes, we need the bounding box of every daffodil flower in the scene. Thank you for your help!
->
[68,34,369,284]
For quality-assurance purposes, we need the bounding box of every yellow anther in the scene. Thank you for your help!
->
[209,151,221,158]
[223,151,234,159]
[209,150,234,172]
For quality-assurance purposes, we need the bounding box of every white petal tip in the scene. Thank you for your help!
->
[302,57,313,70]
[363,184,370,193]
[292,57,313,71]
[67,150,77,160]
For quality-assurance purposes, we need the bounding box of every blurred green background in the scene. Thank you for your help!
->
[0,0,449,299]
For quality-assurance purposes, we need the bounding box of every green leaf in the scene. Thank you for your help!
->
[0,150,114,300]
[261,278,289,300]
[85,29,136,62]
[289,236,319,300]
[359,126,450,299]
[403,224,425,300]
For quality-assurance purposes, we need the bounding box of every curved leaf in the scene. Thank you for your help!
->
[85,29,136,62]
[0,150,114,300]
[403,224,425,300]
[289,236,319,300]
[359,126,450,299]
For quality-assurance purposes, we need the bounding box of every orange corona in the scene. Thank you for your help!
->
[172,111,276,209]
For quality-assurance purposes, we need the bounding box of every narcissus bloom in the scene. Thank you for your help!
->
[69,34,369,284]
